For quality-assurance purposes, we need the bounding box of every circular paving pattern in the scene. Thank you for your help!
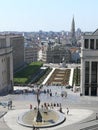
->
[18,109,66,128]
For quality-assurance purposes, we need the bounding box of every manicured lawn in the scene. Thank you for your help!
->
[14,61,43,84]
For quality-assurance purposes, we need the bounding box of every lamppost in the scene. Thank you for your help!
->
[36,88,42,122]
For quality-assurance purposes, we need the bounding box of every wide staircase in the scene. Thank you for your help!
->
[46,69,71,86]
[80,124,98,130]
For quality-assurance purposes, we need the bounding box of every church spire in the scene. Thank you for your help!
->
[71,16,76,46]
[71,16,75,37]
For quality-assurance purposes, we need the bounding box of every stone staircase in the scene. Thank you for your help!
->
[80,124,98,130]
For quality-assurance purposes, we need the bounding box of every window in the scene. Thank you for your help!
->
[91,62,97,83]
[85,87,89,95]
[90,39,94,49]
[85,61,89,83]
[0,39,6,48]
[96,39,98,49]
[84,39,89,49]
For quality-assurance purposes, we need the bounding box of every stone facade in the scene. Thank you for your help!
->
[10,34,24,72]
[81,29,98,96]
[0,35,13,94]
[24,44,39,64]
[42,44,71,63]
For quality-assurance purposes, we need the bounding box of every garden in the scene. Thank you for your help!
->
[73,67,80,86]
[46,69,71,86]
[14,61,43,85]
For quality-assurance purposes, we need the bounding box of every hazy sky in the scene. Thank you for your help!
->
[0,0,98,32]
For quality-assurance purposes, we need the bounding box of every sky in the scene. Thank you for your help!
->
[0,0,98,32]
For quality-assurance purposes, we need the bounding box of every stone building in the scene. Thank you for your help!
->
[42,44,71,63]
[0,35,13,94]
[69,48,81,63]
[10,34,24,72]
[81,29,98,96]
[24,44,39,64]
[41,45,48,62]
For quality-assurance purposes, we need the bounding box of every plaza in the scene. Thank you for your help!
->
[1,86,98,130]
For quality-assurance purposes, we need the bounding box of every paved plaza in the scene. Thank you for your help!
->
[1,86,98,130]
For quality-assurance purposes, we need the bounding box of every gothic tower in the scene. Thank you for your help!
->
[71,16,77,46]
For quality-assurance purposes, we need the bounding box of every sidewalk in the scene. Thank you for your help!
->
[3,108,94,130]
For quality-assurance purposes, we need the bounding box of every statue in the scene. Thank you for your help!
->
[62,56,66,67]
[36,89,42,122]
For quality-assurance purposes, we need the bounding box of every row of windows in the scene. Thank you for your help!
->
[84,39,98,49]
[85,61,98,84]
[2,58,6,63]
[0,39,6,48]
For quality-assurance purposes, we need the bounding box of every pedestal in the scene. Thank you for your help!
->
[36,110,42,122]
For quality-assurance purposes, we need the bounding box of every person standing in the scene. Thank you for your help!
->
[67,108,69,115]
[33,125,35,130]
[30,104,32,110]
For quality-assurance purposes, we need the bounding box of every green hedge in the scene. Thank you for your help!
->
[14,61,43,84]
[73,67,80,86]
[36,68,52,85]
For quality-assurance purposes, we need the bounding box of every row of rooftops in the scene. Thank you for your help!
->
[0,33,23,38]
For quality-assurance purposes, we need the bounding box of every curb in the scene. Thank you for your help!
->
[0,111,7,118]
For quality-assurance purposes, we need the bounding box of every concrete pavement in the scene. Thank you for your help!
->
[1,86,98,130]
[4,108,94,130]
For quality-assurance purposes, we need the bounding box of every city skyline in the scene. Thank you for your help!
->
[0,0,98,32]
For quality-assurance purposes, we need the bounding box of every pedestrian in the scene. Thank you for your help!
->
[33,125,35,130]
[30,104,32,110]
[57,103,59,107]
[10,100,12,109]
[8,101,10,110]
[59,107,62,113]
[67,108,69,115]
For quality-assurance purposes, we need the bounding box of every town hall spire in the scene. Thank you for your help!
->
[71,16,77,46]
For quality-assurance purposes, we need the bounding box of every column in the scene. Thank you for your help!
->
[94,39,96,49]
[81,58,85,95]
[97,62,98,96]
[88,39,90,49]
[89,61,91,96]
